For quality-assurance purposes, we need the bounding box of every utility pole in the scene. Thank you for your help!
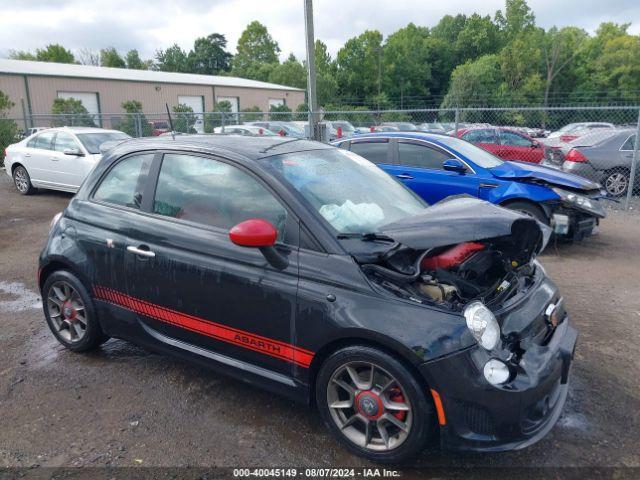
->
[304,0,320,141]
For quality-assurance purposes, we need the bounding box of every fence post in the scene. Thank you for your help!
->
[625,109,640,210]
[454,108,460,136]
[221,112,225,133]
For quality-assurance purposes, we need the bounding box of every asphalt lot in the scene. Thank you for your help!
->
[1,172,640,473]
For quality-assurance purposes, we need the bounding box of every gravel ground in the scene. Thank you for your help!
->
[1,173,639,475]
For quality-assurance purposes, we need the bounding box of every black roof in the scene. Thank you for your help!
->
[111,134,332,160]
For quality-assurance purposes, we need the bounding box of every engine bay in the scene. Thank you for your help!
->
[361,237,539,312]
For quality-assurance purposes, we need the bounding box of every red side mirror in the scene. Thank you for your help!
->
[229,219,277,248]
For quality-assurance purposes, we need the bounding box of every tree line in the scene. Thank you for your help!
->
[7,0,640,110]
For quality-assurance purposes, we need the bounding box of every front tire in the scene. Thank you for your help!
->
[42,270,109,352]
[13,165,37,195]
[316,346,436,464]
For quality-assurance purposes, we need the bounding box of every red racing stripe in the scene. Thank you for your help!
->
[93,285,314,368]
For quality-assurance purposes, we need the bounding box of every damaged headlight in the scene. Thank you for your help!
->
[552,187,606,217]
[463,301,500,350]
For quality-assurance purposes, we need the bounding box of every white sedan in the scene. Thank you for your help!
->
[5,127,130,195]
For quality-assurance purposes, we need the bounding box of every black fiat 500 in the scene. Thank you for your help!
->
[39,135,577,463]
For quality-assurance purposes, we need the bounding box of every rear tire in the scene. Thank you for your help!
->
[316,345,436,464]
[13,165,36,195]
[504,200,549,224]
[42,270,109,352]
[603,170,629,197]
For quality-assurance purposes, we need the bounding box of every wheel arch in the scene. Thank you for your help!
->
[10,161,25,175]
[307,335,430,407]
[499,197,552,221]
[39,258,92,294]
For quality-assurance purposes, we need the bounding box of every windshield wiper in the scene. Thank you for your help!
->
[259,138,304,153]
[336,232,395,242]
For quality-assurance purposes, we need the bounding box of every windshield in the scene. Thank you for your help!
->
[435,136,504,169]
[262,149,426,234]
[76,132,131,154]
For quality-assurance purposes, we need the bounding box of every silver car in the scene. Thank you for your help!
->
[541,128,637,197]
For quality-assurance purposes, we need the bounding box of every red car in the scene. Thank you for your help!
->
[456,127,547,164]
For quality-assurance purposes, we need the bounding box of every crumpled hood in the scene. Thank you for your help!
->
[489,161,600,191]
[380,197,551,255]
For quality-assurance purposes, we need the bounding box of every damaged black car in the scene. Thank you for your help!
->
[39,136,577,463]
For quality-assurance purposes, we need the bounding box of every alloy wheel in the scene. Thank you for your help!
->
[46,281,88,343]
[14,168,29,193]
[605,172,628,197]
[326,361,413,452]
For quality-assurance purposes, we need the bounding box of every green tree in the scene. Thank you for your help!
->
[117,100,152,137]
[541,27,588,107]
[125,50,152,70]
[441,54,503,108]
[51,98,96,127]
[269,103,292,121]
[313,40,339,106]
[240,106,263,122]
[8,50,37,60]
[495,0,535,41]
[172,104,196,133]
[188,33,232,74]
[100,47,126,68]
[37,44,76,63]
[10,44,75,63]
[336,30,384,103]
[431,14,468,44]
[0,91,18,167]
[156,44,190,72]
[455,14,502,63]
[268,54,306,88]
[231,21,281,79]
[382,23,432,108]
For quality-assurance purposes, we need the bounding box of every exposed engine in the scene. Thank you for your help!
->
[361,238,538,311]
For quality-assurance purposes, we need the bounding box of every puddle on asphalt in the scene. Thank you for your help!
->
[557,412,589,431]
[0,281,42,312]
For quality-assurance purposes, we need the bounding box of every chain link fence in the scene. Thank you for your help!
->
[6,105,640,209]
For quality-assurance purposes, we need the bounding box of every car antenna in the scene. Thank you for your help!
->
[165,103,175,140]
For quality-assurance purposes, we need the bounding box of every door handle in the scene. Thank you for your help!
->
[396,174,414,180]
[50,157,59,161]
[127,245,155,258]
[24,153,31,157]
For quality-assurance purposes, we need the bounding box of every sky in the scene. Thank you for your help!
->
[1,0,639,62]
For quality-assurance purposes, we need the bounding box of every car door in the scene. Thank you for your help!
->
[384,139,480,204]
[498,130,543,163]
[123,152,301,378]
[349,137,392,167]
[23,131,56,184]
[77,152,155,328]
[49,131,86,189]
[461,128,500,156]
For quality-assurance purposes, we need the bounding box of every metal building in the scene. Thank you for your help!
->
[0,59,305,128]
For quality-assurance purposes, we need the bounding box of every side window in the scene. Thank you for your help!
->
[350,141,389,164]
[53,132,80,152]
[93,154,154,209]
[33,132,55,150]
[621,135,636,151]
[398,142,454,170]
[500,131,533,147]
[153,154,288,238]
[462,129,497,144]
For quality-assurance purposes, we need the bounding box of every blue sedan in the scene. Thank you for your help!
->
[333,132,607,240]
